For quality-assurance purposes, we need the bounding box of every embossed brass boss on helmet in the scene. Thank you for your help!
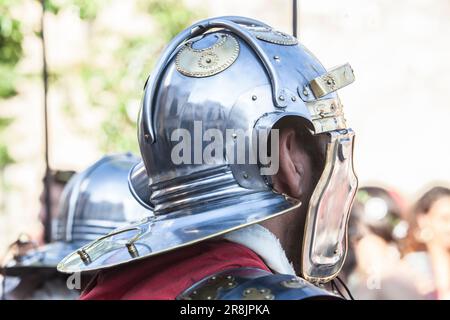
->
[58,16,357,284]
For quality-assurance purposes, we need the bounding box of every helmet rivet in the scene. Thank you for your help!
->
[77,249,91,264]
[206,58,212,63]
[126,242,139,258]
[273,55,280,61]
[291,96,296,102]
[243,173,249,179]
[303,88,309,96]
[278,95,285,101]
[252,95,257,101]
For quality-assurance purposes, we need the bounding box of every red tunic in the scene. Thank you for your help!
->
[80,240,270,300]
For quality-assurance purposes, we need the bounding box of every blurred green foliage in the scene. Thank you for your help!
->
[0,117,14,169]
[45,0,200,154]
[0,0,201,166]
[146,0,198,40]
[96,0,198,153]
[44,0,105,20]
[0,0,23,169]
[0,2,23,98]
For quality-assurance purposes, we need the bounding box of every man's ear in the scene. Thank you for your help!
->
[272,128,303,198]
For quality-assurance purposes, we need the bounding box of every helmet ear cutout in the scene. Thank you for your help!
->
[270,114,327,173]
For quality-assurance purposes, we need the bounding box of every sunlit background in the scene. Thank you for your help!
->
[0,0,449,257]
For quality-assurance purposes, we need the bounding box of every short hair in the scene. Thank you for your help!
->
[413,186,450,215]
[403,186,450,253]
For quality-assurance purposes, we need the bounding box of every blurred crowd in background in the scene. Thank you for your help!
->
[0,0,449,299]
[342,185,450,299]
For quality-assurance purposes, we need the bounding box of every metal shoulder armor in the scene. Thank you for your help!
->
[177,268,342,300]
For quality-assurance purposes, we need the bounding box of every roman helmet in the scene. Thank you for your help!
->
[2,153,151,277]
[58,16,357,284]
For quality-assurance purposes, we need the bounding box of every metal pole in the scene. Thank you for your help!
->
[40,0,52,243]
[292,0,298,38]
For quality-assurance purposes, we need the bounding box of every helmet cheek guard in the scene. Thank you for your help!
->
[302,129,358,283]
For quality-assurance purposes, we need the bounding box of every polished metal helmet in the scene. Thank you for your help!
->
[3,153,151,276]
[58,16,358,283]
